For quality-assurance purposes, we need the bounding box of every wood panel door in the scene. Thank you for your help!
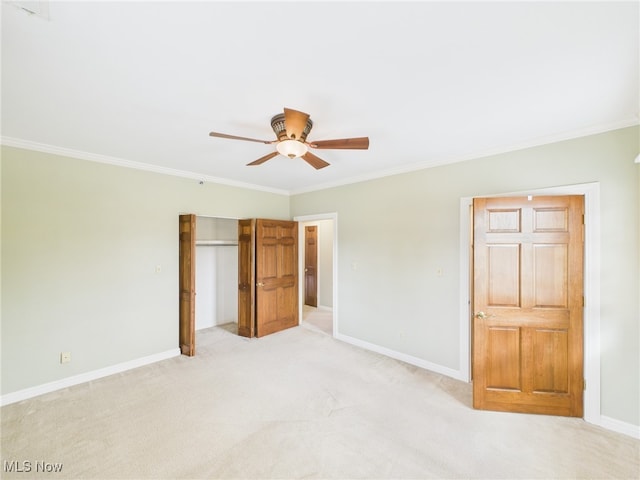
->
[472,196,584,417]
[304,225,318,307]
[237,219,299,338]
[255,219,298,337]
[237,219,256,338]
[179,214,196,356]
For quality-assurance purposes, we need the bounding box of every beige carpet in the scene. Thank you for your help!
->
[2,324,639,479]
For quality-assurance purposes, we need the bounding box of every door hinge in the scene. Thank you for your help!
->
[583,379,587,391]
[582,296,585,307]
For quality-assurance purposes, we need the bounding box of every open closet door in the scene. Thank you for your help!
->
[179,214,196,355]
[238,219,256,338]
[238,219,299,338]
[255,219,298,337]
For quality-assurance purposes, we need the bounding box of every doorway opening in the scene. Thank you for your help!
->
[294,213,338,337]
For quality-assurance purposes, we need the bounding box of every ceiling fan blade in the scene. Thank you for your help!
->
[283,108,310,141]
[209,131,274,145]
[302,151,330,170]
[246,151,279,166]
[308,137,370,150]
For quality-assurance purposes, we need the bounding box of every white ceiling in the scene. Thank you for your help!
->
[2,1,638,194]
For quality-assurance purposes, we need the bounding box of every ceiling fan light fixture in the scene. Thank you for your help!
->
[271,113,313,142]
[277,139,308,159]
[210,107,369,169]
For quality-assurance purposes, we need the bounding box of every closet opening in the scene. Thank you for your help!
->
[195,217,238,336]
[195,216,239,340]
[179,214,239,356]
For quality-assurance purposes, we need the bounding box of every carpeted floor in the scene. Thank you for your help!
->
[1,323,639,479]
[302,306,333,336]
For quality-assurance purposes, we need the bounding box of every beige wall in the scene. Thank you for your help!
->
[290,126,640,427]
[1,146,290,394]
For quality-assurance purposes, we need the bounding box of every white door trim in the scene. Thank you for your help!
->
[294,213,338,336]
[459,182,600,425]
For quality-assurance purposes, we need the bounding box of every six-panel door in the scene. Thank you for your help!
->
[473,196,584,417]
[255,219,298,337]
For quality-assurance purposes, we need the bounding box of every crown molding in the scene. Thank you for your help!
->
[0,137,290,196]
[288,117,640,195]
[3,117,638,197]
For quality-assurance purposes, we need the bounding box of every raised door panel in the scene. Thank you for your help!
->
[533,244,568,308]
[486,327,522,391]
[487,244,521,307]
[531,329,569,394]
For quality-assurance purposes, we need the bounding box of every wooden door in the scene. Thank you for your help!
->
[304,225,318,307]
[179,214,196,356]
[237,219,256,338]
[472,196,584,417]
[255,219,299,337]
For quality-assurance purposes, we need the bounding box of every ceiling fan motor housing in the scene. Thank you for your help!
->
[270,113,313,142]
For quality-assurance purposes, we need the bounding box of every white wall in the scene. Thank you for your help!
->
[195,246,238,330]
[290,126,640,429]
[196,216,237,242]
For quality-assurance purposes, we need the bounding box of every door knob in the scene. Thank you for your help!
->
[257,282,264,287]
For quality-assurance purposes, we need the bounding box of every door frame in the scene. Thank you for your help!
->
[458,182,600,425]
[294,212,338,336]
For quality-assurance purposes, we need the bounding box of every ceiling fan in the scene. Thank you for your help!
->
[209,108,369,170]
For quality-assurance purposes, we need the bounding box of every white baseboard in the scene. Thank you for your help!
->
[317,305,333,312]
[0,348,181,407]
[4,343,638,441]
[334,333,640,440]
[334,333,466,382]
[598,415,640,439]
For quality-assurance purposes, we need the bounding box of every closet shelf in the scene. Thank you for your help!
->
[195,240,238,246]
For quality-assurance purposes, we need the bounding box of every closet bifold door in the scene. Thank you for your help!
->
[179,214,196,355]
[237,219,256,337]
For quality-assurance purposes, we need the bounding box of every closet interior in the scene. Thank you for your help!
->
[195,216,238,331]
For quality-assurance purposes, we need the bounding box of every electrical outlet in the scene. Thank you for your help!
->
[60,352,71,364]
